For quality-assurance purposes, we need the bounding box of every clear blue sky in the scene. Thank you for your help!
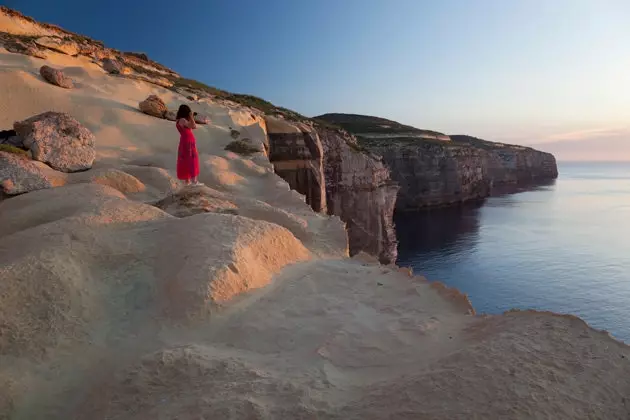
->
[7,0,630,151]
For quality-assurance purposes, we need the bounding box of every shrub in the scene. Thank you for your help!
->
[224,139,261,155]
[0,144,29,158]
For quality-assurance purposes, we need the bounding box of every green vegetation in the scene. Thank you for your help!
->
[172,78,229,97]
[449,135,528,151]
[0,144,30,158]
[315,113,446,138]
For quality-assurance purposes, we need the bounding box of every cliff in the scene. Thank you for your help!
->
[316,114,559,209]
[2,8,630,420]
[263,116,327,213]
[263,116,398,263]
[316,125,399,263]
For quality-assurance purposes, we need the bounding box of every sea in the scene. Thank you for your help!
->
[395,161,630,342]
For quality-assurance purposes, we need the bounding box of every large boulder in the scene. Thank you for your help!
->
[39,65,73,89]
[139,95,167,118]
[34,36,79,56]
[14,112,96,172]
[102,58,123,74]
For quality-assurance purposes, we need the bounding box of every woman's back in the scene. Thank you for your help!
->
[177,120,195,142]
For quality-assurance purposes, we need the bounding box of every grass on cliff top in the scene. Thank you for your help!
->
[450,135,530,151]
[356,136,459,149]
[315,113,447,137]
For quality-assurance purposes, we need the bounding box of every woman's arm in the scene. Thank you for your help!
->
[188,113,197,129]
[177,117,197,129]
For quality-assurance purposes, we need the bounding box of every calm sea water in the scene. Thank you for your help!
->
[396,162,630,342]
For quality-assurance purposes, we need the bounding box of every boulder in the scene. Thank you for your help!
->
[0,151,66,195]
[14,112,96,172]
[39,65,73,89]
[194,113,210,125]
[102,58,123,74]
[139,95,167,118]
[164,110,177,121]
[34,36,79,56]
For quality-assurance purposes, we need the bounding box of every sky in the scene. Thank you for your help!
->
[6,0,630,159]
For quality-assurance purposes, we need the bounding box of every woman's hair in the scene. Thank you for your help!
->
[176,104,192,120]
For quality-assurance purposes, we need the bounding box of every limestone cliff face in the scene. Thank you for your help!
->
[264,117,398,263]
[316,114,559,210]
[264,116,327,213]
[363,142,558,210]
[373,142,491,209]
[316,126,399,264]
[484,147,559,188]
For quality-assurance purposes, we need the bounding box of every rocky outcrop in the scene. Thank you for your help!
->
[264,117,398,262]
[102,58,122,74]
[34,36,79,55]
[14,112,95,172]
[316,125,399,263]
[316,114,559,210]
[39,65,73,89]
[2,35,47,58]
[139,95,167,118]
[264,116,326,213]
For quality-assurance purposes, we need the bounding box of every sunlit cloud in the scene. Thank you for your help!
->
[544,127,630,142]
[531,127,630,161]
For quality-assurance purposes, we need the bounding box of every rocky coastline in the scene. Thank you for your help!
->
[316,113,559,210]
[2,7,629,420]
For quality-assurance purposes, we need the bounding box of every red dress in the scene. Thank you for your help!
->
[176,121,200,180]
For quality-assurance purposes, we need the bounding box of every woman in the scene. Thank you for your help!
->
[175,104,200,186]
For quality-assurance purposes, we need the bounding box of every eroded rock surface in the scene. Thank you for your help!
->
[34,36,79,55]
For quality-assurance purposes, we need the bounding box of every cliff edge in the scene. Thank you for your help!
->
[316,113,559,209]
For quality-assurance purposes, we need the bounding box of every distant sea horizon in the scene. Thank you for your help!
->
[395,161,630,342]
